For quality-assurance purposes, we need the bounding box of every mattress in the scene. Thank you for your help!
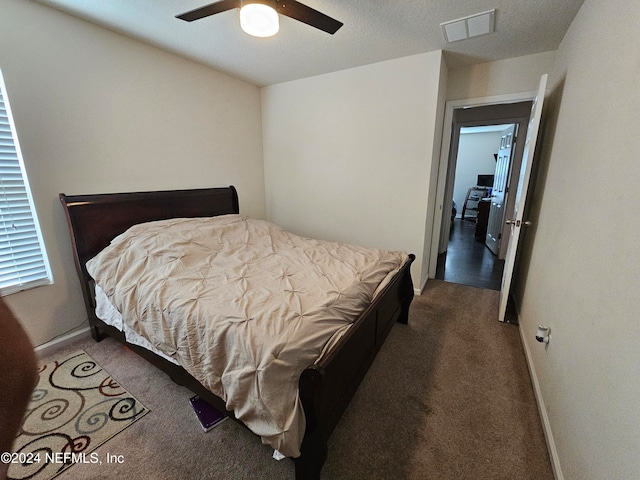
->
[87,214,408,457]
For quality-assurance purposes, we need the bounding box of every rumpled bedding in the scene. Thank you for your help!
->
[86,214,408,457]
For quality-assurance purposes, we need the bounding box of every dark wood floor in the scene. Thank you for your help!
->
[436,217,505,291]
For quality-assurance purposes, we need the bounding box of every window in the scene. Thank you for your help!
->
[0,70,52,295]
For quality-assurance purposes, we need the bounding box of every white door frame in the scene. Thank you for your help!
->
[428,91,538,280]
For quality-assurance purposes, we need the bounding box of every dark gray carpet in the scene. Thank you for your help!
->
[41,280,553,479]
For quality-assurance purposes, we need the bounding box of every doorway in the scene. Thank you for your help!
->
[434,101,533,291]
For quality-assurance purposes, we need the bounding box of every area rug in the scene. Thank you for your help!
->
[7,351,149,480]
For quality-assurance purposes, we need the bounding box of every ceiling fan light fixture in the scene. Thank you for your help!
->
[239,3,279,37]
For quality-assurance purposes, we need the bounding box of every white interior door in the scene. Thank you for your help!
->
[498,74,548,322]
[485,124,516,257]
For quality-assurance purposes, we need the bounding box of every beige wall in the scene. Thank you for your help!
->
[446,51,556,101]
[0,0,265,346]
[261,51,447,288]
[513,0,640,478]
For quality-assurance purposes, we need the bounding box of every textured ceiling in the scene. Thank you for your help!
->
[34,0,585,87]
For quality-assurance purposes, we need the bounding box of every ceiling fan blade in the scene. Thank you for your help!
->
[276,1,343,34]
[176,0,240,22]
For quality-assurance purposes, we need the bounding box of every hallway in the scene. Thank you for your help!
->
[435,218,505,290]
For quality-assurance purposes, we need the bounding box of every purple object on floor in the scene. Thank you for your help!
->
[189,395,228,432]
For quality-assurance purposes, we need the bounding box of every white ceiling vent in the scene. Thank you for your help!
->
[441,9,496,43]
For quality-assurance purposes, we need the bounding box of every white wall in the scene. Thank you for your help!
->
[261,52,447,289]
[513,0,640,478]
[453,130,503,218]
[0,0,265,346]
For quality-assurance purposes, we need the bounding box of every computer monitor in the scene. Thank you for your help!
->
[477,174,494,187]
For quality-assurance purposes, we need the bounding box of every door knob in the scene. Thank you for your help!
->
[506,219,515,225]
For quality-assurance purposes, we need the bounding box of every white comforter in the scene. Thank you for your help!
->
[86,215,407,457]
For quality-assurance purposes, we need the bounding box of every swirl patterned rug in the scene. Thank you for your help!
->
[7,350,149,480]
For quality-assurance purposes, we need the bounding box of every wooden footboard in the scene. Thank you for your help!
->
[296,254,414,478]
[59,186,414,480]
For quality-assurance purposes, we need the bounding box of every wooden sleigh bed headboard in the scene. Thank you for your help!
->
[59,186,239,320]
[59,185,414,480]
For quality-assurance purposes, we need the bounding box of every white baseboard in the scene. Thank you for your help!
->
[517,309,564,480]
[35,326,92,358]
[418,277,429,295]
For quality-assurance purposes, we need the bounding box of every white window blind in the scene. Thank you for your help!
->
[0,70,52,295]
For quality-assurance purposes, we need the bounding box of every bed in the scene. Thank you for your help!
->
[59,186,415,479]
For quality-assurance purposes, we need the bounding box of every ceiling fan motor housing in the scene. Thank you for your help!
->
[176,0,343,35]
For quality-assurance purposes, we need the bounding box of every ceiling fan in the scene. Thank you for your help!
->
[176,0,343,37]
